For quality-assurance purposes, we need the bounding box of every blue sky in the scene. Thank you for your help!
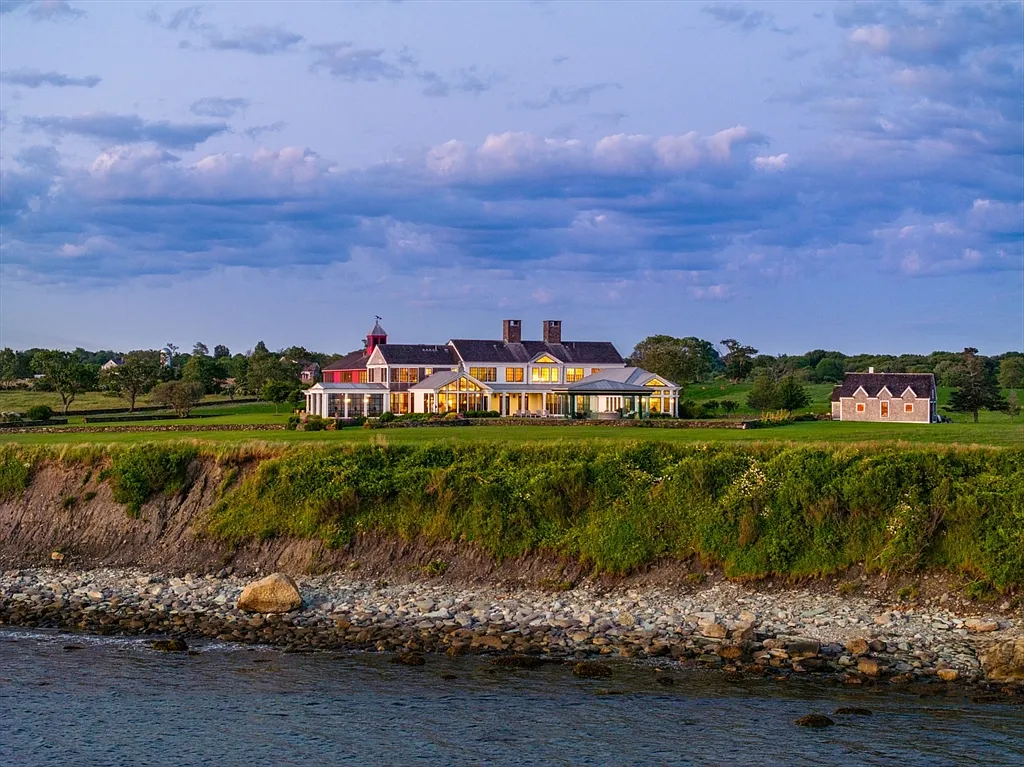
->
[1,0,1021,356]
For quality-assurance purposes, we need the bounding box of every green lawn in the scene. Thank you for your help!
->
[2,420,1020,448]
[0,389,247,415]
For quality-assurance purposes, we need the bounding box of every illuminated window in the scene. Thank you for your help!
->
[881,401,889,417]
[856,403,865,413]
[396,368,419,383]
[592,368,601,375]
[645,378,667,387]
[470,367,497,382]
[905,403,913,413]
[440,376,484,393]
[531,367,559,383]
[535,354,558,364]
[424,368,433,377]
[566,368,585,383]
[506,367,524,382]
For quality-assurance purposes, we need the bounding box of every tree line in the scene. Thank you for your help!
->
[0,341,343,415]
[628,336,1022,421]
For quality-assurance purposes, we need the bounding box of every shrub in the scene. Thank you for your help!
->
[0,449,32,499]
[109,444,199,516]
[678,400,699,419]
[443,411,465,420]
[303,416,325,432]
[702,400,721,416]
[26,405,54,422]
[721,400,739,415]
[378,411,396,423]
[285,415,301,431]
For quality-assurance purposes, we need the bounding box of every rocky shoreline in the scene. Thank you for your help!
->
[2,567,1022,697]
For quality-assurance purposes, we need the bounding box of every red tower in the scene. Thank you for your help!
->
[366,317,387,354]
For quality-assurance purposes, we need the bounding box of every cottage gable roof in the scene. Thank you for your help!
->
[449,339,623,365]
[374,344,456,366]
[322,350,369,371]
[830,372,935,402]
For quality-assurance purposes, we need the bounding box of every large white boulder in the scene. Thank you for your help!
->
[237,573,302,614]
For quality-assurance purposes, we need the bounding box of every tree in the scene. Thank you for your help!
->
[150,381,204,418]
[245,354,296,395]
[998,356,1024,390]
[254,340,270,356]
[181,354,223,394]
[31,351,96,415]
[814,357,845,383]
[0,347,17,388]
[949,348,1006,423]
[261,380,293,413]
[192,341,210,357]
[629,335,718,385]
[1007,391,1021,423]
[720,399,739,415]
[101,351,160,412]
[746,375,780,412]
[213,344,231,359]
[777,376,811,410]
[720,339,758,382]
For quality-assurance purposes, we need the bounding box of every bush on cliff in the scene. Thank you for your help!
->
[0,447,32,499]
[200,441,1024,590]
[108,444,199,516]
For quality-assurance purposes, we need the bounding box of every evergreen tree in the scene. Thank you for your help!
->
[949,347,1006,423]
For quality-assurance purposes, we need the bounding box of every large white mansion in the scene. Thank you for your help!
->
[303,319,681,418]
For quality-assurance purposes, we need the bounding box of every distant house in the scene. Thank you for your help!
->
[300,363,321,384]
[830,369,937,423]
[101,358,124,371]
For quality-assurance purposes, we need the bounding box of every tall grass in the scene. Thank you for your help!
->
[205,441,1023,589]
[2,441,1021,589]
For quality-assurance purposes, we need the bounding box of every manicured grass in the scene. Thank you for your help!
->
[0,389,245,415]
[1,420,1020,447]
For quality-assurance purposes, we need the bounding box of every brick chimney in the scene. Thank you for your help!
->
[502,319,522,344]
[542,320,562,344]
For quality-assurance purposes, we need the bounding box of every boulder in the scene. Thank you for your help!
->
[786,640,820,660]
[965,618,999,633]
[936,668,959,682]
[701,622,728,639]
[844,638,870,656]
[236,573,302,614]
[152,639,188,652]
[979,639,1024,682]
[794,714,834,728]
[857,657,884,677]
[573,662,613,679]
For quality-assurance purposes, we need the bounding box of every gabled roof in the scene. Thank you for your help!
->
[375,344,456,366]
[449,339,623,365]
[409,370,464,391]
[830,372,935,402]
[561,367,680,393]
[323,350,369,371]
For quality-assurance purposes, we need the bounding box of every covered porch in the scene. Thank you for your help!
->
[304,383,388,418]
[554,381,657,419]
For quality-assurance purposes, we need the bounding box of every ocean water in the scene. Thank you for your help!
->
[1,630,1021,766]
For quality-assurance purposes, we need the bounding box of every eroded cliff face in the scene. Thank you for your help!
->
[0,460,585,585]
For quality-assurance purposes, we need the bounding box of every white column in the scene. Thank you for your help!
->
[343,396,349,418]
[363,396,369,417]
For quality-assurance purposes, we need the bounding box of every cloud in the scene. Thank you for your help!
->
[242,121,286,141]
[149,6,302,55]
[310,43,404,81]
[519,83,621,110]
[1,0,86,21]
[190,97,251,119]
[195,25,303,56]
[22,112,230,149]
[0,68,100,88]
[702,3,795,35]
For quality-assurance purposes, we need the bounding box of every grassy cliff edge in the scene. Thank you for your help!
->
[2,441,1022,590]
